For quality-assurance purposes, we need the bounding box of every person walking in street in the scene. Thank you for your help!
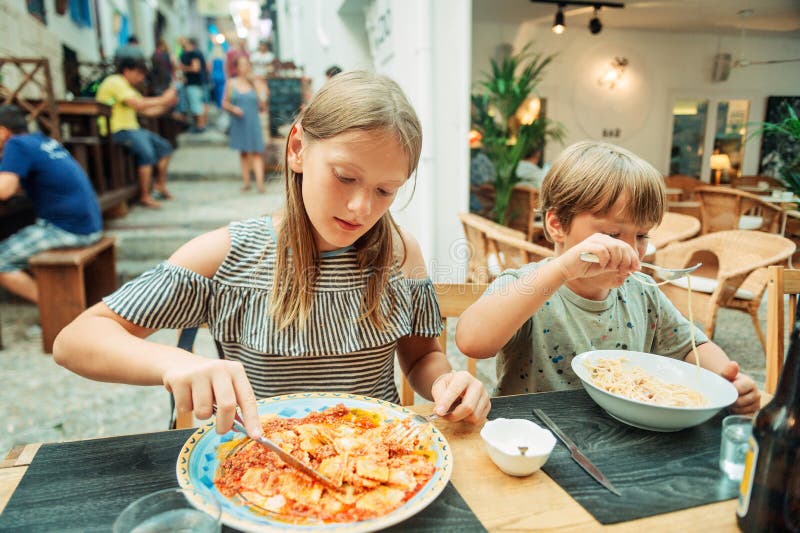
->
[0,105,102,303]
[150,38,174,96]
[249,40,275,80]
[53,70,491,438]
[178,37,208,133]
[95,57,178,208]
[223,56,267,192]
[113,35,145,69]
[225,38,249,79]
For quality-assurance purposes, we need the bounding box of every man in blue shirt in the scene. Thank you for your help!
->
[0,105,102,303]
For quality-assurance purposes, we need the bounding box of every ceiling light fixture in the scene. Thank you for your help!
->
[588,7,602,34]
[532,0,624,35]
[553,5,566,34]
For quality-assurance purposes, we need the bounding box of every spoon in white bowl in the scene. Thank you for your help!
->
[579,252,701,282]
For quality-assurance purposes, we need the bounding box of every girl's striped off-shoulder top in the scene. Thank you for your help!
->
[103,216,444,404]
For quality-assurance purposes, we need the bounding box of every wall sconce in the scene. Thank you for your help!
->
[710,153,732,185]
[597,57,628,89]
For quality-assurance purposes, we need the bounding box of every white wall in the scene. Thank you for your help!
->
[472,20,800,179]
[275,0,372,93]
[372,0,472,281]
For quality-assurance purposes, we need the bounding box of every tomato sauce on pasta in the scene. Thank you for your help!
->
[214,404,436,524]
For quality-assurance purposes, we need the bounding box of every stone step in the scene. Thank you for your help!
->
[106,227,206,262]
[168,144,241,181]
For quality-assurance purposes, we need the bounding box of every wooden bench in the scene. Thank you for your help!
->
[28,236,117,353]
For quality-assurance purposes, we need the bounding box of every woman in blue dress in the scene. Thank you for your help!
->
[223,56,267,192]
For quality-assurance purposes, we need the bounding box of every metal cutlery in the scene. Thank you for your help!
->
[579,252,701,281]
[533,408,621,496]
[229,411,339,491]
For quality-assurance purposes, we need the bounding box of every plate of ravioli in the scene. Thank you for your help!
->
[176,392,453,532]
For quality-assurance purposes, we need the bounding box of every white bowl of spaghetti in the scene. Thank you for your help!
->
[571,350,738,432]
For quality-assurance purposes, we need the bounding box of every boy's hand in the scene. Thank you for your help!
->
[554,233,640,281]
[162,356,262,438]
[721,361,760,414]
[431,370,490,424]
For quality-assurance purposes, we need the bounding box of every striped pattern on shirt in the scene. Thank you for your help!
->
[103,217,443,403]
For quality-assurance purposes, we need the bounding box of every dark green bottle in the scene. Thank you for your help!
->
[736,328,800,531]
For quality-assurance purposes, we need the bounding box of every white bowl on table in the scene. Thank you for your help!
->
[571,350,738,432]
[480,418,557,476]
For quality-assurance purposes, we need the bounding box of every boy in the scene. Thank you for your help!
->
[456,141,759,414]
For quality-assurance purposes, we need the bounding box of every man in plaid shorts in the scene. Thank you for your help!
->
[0,105,102,303]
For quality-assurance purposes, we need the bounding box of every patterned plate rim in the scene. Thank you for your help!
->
[176,392,454,532]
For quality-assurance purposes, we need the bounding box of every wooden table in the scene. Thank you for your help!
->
[2,392,769,531]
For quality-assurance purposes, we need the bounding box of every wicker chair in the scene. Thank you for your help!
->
[458,213,526,283]
[484,229,554,271]
[649,212,701,251]
[664,175,704,201]
[655,230,795,350]
[694,186,784,234]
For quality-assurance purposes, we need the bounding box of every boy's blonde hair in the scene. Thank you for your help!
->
[270,70,422,330]
[540,141,666,240]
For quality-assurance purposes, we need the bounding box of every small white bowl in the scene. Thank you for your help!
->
[480,418,556,477]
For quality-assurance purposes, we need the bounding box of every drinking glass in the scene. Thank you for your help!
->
[719,414,753,481]
[113,487,221,533]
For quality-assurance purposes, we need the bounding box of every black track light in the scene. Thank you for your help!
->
[589,7,602,34]
[533,1,624,35]
[552,5,565,34]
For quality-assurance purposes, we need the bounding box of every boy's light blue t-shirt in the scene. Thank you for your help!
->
[488,259,709,396]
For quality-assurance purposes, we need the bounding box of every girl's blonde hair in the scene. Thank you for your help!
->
[270,70,422,330]
[540,141,666,240]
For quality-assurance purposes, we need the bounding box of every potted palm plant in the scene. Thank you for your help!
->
[750,103,800,197]
[471,43,565,224]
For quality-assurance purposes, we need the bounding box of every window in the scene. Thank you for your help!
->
[27,0,46,24]
[669,99,708,177]
[68,0,93,28]
[713,100,749,180]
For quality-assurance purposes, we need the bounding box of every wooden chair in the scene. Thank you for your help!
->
[656,230,795,350]
[458,213,526,283]
[649,212,701,251]
[694,186,784,235]
[765,266,800,394]
[506,184,542,241]
[400,283,488,405]
[0,57,60,140]
[484,228,553,271]
[664,175,703,219]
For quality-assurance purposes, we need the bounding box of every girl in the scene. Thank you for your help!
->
[223,56,267,192]
[54,71,491,438]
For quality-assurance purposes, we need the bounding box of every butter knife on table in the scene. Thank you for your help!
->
[230,412,339,492]
[532,408,622,496]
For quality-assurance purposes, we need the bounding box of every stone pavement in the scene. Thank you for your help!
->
[0,129,777,458]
